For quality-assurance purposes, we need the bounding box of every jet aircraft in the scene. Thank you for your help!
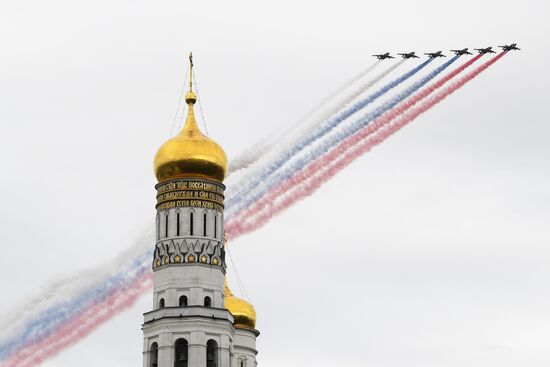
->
[499,43,520,51]
[372,53,394,60]
[398,52,419,59]
[475,47,496,54]
[424,51,445,58]
[450,48,473,55]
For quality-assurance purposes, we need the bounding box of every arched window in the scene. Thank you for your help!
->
[174,338,188,367]
[190,212,194,236]
[150,342,158,367]
[165,213,169,238]
[204,296,211,307]
[203,213,207,236]
[214,214,217,239]
[156,214,160,241]
[206,339,218,367]
[159,298,165,309]
[179,295,188,307]
[176,212,181,236]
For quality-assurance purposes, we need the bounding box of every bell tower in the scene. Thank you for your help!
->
[142,54,259,367]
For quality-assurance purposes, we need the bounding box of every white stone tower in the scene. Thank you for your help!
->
[143,54,259,367]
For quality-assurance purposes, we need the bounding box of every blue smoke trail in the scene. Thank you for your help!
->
[225,56,460,219]
[225,59,433,212]
[0,250,151,361]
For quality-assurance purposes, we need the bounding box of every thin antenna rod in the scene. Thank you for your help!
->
[168,64,189,137]
[189,52,194,92]
[193,69,210,136]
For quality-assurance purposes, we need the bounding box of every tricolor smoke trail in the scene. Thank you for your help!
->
[283,59,404,148]
[3,273,153,367]
[226,54,484,229]
[225,58,422,201]
[0,52,509,367]
[0,235,152,363]
[225,52,506,239]
[225,56,458,220]
[228,60,384,175]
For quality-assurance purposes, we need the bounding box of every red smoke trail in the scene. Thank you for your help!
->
[226,52,505,239]
[3,273,153,367]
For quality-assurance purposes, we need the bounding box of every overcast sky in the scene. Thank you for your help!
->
[1,0,549,366]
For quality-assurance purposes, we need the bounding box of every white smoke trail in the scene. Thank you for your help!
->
[227,60,383,175]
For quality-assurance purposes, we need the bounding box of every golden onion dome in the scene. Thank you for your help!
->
[224,279,256,329]
[154,56,228,183]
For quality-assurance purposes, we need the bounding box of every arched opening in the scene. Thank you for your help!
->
[156,214,160,241]
[204,296,211,307]
[214,214,217,239]
[165,213,169,238]
[179,295,188,307]
[174,338,188,367]
[176,212,181,236]
[206,339,218,367]
[150,342,158,367]
[203,213,207,236]
[190,212,194,235]
[159,298,165,309]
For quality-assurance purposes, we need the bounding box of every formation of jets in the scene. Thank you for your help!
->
[372,44,520,60]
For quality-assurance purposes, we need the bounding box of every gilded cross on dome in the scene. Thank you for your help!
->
[153,52,228,182]
[188,52,194,92]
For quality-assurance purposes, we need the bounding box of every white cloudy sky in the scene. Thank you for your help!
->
[1,0,549,366]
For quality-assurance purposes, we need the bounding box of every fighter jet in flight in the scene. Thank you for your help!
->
[499,43,520,51]
[424,51,446,58]
[397,52,419,59]
[372,52,394,60]
[475,47,496,54]
[450,48,473,55]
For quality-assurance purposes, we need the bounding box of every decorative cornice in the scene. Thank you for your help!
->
[153,237,226,270]
[142,319,235,335]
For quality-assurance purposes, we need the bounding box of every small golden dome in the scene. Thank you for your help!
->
[154,55,228,182]
[224,280,256,329]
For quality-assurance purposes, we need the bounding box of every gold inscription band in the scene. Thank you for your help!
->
[156,180,225,195]
[157,191,224,205]
[156,200,224,212]
[155,178,225,213]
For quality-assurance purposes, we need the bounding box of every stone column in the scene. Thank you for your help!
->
[189,331,206,366]
[220,335,232,367]
[143,339,149,367]
[158,333,173,367]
